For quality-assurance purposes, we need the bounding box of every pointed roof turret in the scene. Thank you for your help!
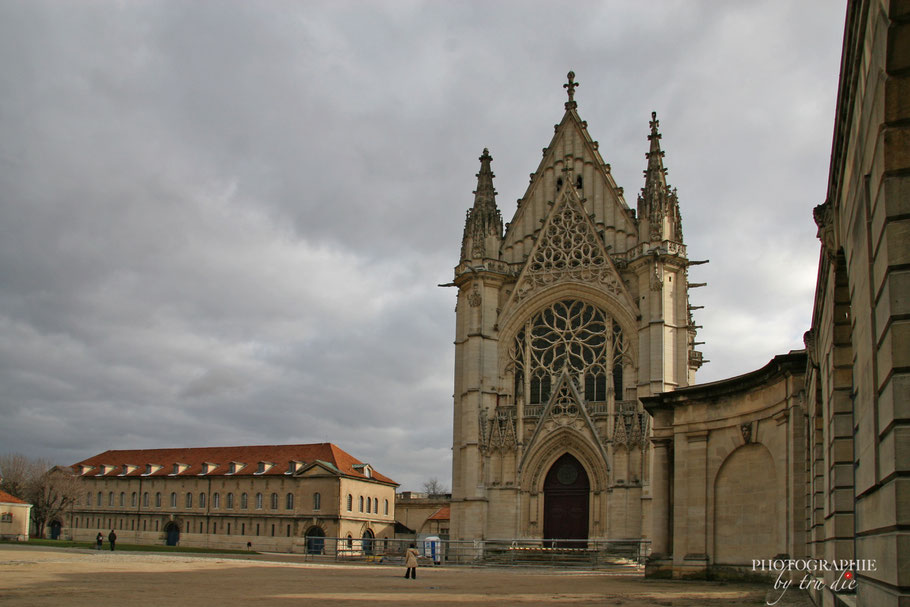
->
[473,148,497,214]
[460,148,504,262]
[638,111,683,244]
[643,111,668,193]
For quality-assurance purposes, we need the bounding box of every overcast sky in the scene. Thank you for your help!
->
[0,1,846,492]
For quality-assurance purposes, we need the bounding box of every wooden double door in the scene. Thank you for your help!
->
[543,453,590,546]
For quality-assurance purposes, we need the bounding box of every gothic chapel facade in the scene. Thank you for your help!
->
[450,73,702,543]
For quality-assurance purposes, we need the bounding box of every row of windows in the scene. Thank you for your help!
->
[345,494,388,516]
[85,491,311,511]
[72,516,296,537]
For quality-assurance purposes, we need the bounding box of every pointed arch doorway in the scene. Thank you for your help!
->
[543,453,589,547]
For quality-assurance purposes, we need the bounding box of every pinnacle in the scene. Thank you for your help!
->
[473,147,497,209]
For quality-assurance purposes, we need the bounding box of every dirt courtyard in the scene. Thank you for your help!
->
[0,544,811,606]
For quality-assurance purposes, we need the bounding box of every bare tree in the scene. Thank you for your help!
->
[422,477,448,497]
[0,454,81,538]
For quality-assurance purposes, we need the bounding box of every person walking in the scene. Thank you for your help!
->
[95,532,103,550]
[404,543,419,579]
[108,529,117,551]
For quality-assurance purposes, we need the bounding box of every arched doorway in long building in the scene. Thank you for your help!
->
[49,520,62,540]
[305,526,325,555]
[543,453,590,547]
[361,529,374,555]
[164,522,180,546]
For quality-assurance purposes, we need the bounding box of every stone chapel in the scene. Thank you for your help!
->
[449,73,702,544]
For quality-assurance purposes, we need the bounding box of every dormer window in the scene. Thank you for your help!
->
[199,462,216,475]
[143,464,162,476]
[120,464,136,476]
[256,461,274,475]
[287,461,303,474]
[173,464,179,475]
[228,462,244,475]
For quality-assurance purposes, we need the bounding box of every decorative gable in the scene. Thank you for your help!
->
[501,183,634,319]
[519,371,610,471]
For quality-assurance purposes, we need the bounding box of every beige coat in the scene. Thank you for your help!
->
[405,547,419,568]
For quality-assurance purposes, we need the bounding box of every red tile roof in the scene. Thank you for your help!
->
[0,489,27,505]
[72,443,397,485]
[427,505,450,521]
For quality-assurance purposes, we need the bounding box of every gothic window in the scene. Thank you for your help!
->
[271,493,279,509]
[213,493,220,509]
[143,492,149,508]
[366,497,371,513]
[155,492,161,508]
[256,493,263,509]
[584,370,607,402]
[108,492,114,506]
[119,492,125,507]
[359,496,364,512]
[347,494,353,511]
[185,492,193,508]
[199,492,206,508]
[511,300,628,406]
[131,492,137,507]
[241,493,248,509]
[226,493,234,509]
[170,492,177,508]
[374,498,379,513]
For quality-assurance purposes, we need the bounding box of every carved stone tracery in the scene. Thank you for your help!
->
[513,196,623,303]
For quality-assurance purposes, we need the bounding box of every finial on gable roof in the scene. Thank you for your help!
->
[564,71,579,110]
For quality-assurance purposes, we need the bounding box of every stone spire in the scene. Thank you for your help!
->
[460,148,503,262]
[638,112,683,243]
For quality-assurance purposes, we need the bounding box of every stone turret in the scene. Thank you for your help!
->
[637,112,683,244]
[460,148,503,263]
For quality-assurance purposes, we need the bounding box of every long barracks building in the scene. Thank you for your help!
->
[64,443,397,552]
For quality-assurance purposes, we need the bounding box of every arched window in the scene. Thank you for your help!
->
[576,174,583,189]
[384,499,389,515]
[226,493,234,509]
[131,492,137,507]
[143,492,149,508]
[285,493,294,510]
[199,492,206,508]
[347,534,353,549]
[97,491,102,506]
[241,493,248,509]
[347,494,353,511]
[213,492,220,509]
[256,493,263,509]
[170,492,177,508]
[271,493,279,509]
[119,492,125,507]
[511,300,628,409]
[186,492,193,508]
[359,496,364,512]
[374,498,379,513]
[366,497,371,513]
[155,492,161,508]
[313,492,321,510]
[86,491,91,505]
[108,492,114,506]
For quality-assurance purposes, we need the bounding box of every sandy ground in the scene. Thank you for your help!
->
[0,544,812,607]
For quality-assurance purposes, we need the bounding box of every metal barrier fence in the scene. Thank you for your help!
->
[297,536,649,572]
